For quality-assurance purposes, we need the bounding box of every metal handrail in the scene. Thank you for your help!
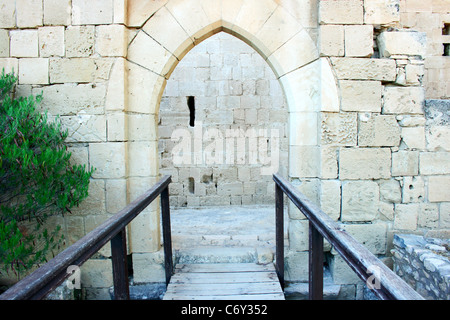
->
[273,173,424,300]
[0,175,173,300]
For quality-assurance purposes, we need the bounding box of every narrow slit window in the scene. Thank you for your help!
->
[187,96,195,127]
[442,24,450,56]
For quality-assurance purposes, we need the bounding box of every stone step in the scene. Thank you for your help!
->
[172,233,280,249]
[174,247,275,264]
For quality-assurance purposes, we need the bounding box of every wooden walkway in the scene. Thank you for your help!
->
[163,263,285,300]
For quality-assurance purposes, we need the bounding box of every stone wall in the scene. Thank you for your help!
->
[398,0,450,99]
[0,0,448,299]
[159,32,288,207]
[392,234,450,300]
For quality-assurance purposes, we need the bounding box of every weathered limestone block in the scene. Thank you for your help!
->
[128,141,158,177]
[18,58,49,85]
[402,176,425,203]
[419,152,450,175]
[285,251,309,282]
[38,26,65,57]
[428,176,450,202]
[392,150,419,176]
[329,254,361,285]
[382,86,424,114]
[49,58,97,83]
[44,0,71,26]
[0,0,16,28]
[320,180,341,220]
[426,126,450,151]
[418,203,439,228]
[379,179,401,203]
[405,64,424,86]
[254,5,303,58]
[127,0,168,27]
[132,251,165,283]
[290,112,319,146]
[71,179,106,216]
[84,215,112,257]
[10,30,39,58]
[377,31,427,58]
[439,203,450,228]
[344,25,373,57]
[89,142,127,179]
[321,112,357,146]
[61,115,107,142]
[289,146,320,178]
[288,179,321,219]
[320,25,344,57]
[358,114,400,147]
[424,99,450,126]
[81,259,113,288]
[339,148,391,180]
[130,198,161,253]
[364,0,400,25]
[105,58,127,112]
[128,31,177,78]
[343,223,387,254]
[64,216,85,245]
[0,30,9,57]
[105,179,127,214]
[342,180,379,222]
[279,60,320,113]
[321,146,338,179]
[289,219,309,251]
[68,145,89,167]
[331,58,396,81]
[16,0,42,28]
[96,25,127,57]
[65,26,95,58]
[319,0,364,25]
[394,203,419,230]
[401,126,426,149]
[128,114,158,141]
[397,115,426,127]
[340,80,382,112]
[0,58,18,75]
[72,0,114,25]
[33,83,106,115]
[107,113,126,142]
[142,6,193,59]
[166,0,217,42]
[267,28,319,77]
[321,58,340,112]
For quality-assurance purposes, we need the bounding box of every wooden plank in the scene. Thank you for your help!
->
[170,272,277,284]
[166,282,282,296]
[164,293,285,300]
[175,263,275,273]
[164,263,285,300]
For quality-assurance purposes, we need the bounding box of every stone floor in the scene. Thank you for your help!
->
[169,205,288,252]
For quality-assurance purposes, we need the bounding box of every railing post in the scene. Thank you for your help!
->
[111,228,130,300]
[161,186,173,287]
[309,222,323,300]
[275,183,284,289]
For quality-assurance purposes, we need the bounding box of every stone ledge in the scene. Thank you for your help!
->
[392,234,450,300]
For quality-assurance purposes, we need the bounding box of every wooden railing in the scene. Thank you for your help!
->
[273,173,424,300]
[0,175,173,300]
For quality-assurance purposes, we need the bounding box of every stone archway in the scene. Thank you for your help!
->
[124,0,339,282]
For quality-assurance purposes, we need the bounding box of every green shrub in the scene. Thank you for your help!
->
[0,70,94,276]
